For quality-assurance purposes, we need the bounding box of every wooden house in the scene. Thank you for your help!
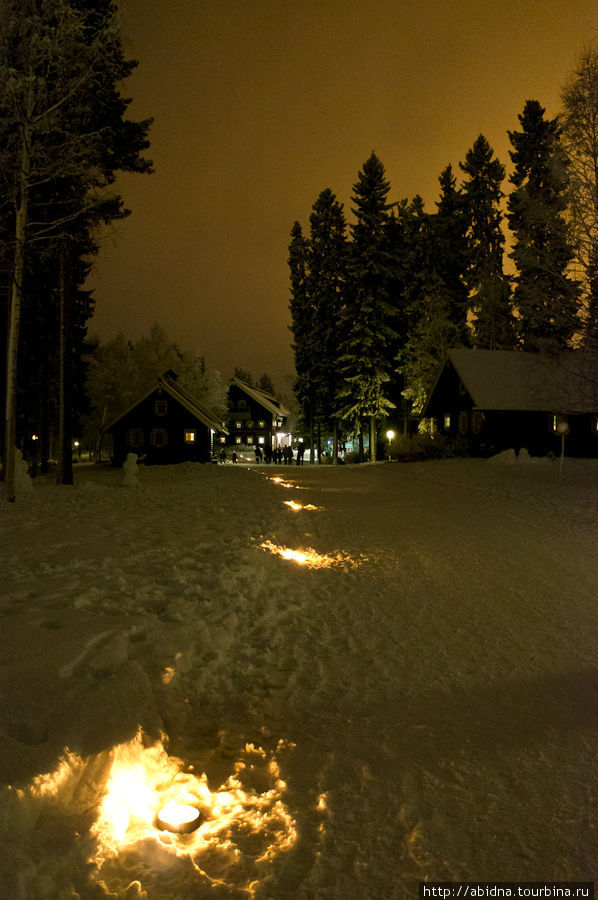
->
[222,378,290,451]
[421,349,598,457]
[104,371,228,465]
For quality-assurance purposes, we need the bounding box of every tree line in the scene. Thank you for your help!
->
[0,0,152,500]
[289,47,598,463]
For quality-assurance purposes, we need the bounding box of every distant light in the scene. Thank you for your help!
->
[32,434,38,441]
[156,802,202,834]
[386,430,395,440]
[74,441,80,447]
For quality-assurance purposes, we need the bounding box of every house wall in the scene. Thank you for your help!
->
[109,388,213,465]
[428,365,598,457]
[224,384,286,450]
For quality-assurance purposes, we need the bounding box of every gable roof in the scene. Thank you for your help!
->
[104,372,228,434]
[422,349,598,415]
[230,378,290,418]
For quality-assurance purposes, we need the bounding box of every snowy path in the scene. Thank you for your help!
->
[0,459,597,898]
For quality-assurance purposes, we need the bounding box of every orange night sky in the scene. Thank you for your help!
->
[87,0,598,391]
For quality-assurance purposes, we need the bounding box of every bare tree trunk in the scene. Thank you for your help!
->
[332,418,338,465]
[4,139,30,501]
[369,414,377,463]
[57,245,73,485]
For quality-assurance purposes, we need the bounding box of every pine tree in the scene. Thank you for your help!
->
[460,135,514,349]
[507,100,579,349]
[435,165,470,343]
[560,46,598,347]
[257,374,275,394]
[308,188,347,463]
[397,170,470,414]
[338,153,396,461]
[0,0,151,498]
[288,221,315,457]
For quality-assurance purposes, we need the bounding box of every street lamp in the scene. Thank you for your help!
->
[386,429,395,460]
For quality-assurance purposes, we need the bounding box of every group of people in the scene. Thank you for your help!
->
[217,444,306,465]
[260,444,306,464]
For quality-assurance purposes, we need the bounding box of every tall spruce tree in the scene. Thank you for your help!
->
[435,165,470,343]
[338,153,397,461]
[288,221,315,458]
[398,169,470,413]
[460,135,514,349]
[507,100,579,350]
[560,46,598,347]
[308,188,347,463]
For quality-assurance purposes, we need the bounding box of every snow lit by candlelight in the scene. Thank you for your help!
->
[258,539,364,569]
[89,729,297,895]
[282,499,321,512]
[264,475,306,489]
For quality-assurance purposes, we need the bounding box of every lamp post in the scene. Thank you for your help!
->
[386,429,395,461]
[555,420,569,474]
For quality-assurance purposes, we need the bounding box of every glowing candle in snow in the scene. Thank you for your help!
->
[156,802,202,834]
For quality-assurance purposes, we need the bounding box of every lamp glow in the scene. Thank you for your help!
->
[156,802,202,834]
[386,429,395,460]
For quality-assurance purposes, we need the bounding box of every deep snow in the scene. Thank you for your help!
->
[0,456,597,898]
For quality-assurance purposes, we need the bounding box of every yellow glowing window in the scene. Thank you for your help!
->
[235,436,242,444]
[444,414,451,430]
[247,435,254,444]
[258,420,266,428]
[184,430,196,443]
[220,436,226,444]
[235,421,242,429]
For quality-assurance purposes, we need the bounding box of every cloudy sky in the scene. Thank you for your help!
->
[87,0,598,391]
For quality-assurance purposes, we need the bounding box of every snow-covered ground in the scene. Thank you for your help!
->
[0,456,597,899]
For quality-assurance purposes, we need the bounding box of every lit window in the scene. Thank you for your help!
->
[235,436,242,444]
[235,421,242,429]
[150,428,167,447]
[247,420,254,428]
[258,436,265,444]
[444,414,451,430]
[126,428,144,447]
[155,400,168,416]
[184,430,196,443]
[247,435,254,444]
[592,416,598,434]
[553,414,569,434]
[220,436,226,444]
[258,420,266,428]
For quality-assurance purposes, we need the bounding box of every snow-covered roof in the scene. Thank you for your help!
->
[230,378,290,418]
[104,372,228,434]
[423,349,598,415]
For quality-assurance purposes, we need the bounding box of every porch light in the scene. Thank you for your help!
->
[155,802,202,834]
